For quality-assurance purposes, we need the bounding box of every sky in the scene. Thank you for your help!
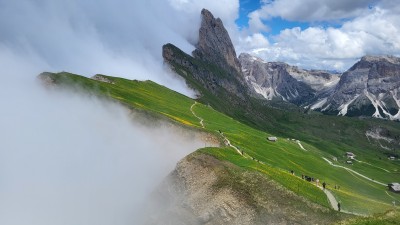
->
[0,0,399,224]
[233,0,400,71]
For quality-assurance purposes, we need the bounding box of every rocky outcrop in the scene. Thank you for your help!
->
[314,55,400,119]
[91,74,115,84]
[143,152,345,225]
[239,53,339,105]
[163,9,251,111]
[193,9,242,77]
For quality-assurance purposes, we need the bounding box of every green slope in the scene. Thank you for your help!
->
[336,210,400,225]
[40,72,400,215]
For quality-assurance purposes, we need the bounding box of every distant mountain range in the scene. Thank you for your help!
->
[241,49,400,120]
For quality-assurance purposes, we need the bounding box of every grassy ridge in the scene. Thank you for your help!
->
[43,72,200,127]
[336,210,400,225]
[41,72,400,215]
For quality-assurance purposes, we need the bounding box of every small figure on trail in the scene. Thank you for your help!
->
[316,179,320,187]
[291,170,294,175]
[241,150,244,155]
[322,181,326,190]
[337,202,341,212]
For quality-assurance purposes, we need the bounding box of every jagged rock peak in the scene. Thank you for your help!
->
[314,54,400,119]
[193,9,241,75]
[360,55,400,64]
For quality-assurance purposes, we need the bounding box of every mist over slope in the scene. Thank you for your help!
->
[0,2,233,223]
[0,78,205,225]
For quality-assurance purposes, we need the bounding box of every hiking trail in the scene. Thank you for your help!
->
[190,102,204,128]
[322,157,386,186]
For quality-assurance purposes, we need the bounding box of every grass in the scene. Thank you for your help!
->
[41,72,400,215]
[336,210,400,225]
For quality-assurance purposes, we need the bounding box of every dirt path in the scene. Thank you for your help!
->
[354,159,390,173]
[317,186,366,215]
[190,102,204,128]
[322,157,386,186]
[319,187,338,210]
[296,140,307,151]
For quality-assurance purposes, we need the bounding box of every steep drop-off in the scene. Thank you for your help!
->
[144,152,347,225]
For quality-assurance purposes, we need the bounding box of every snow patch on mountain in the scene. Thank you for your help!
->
[338,95,359,116]
[310,98,328,110]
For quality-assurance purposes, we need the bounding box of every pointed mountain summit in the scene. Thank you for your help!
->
[315,55,400,119]
[193,9,241,75]
[163,9,249,104]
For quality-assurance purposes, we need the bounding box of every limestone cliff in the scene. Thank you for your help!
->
[314,55,400,119]
[193,9,242,77]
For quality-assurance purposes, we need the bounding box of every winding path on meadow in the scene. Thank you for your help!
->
[190,102,204,128]
[320,187,338,211]
[322,157,386,186]
[189,102,254,159]
[189,102,362,215]
[354,159,390,173]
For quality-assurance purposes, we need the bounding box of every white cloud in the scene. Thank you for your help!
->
[0,0,211,97]
[169,0,240,45]
[255,0,373,23]
[247,11,270,33]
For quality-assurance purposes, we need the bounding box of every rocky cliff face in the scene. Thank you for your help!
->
[239,53,339,105]
[313,55,400,119]
[193,9,242,77]
[163,9,251,110]
[143,153,345,225]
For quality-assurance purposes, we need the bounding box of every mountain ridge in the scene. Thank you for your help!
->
[241,52,400,120]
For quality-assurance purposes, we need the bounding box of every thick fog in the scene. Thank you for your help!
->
[0,53,206,224]
[0,0,228,224]
[0,81,205,225]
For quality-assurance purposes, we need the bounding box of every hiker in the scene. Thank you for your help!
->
[316,179,320,187]
[291,170,294,175]
[322,181,326,190]
[337,202,341,212]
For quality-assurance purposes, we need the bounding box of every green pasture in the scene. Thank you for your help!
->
[44,72,400,215]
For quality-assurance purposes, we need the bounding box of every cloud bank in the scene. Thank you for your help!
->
[0,82,205,225]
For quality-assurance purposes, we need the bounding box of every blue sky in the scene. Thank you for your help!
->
[236,0,262,29]
[236,0,344,36]
[236,0,308,35]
